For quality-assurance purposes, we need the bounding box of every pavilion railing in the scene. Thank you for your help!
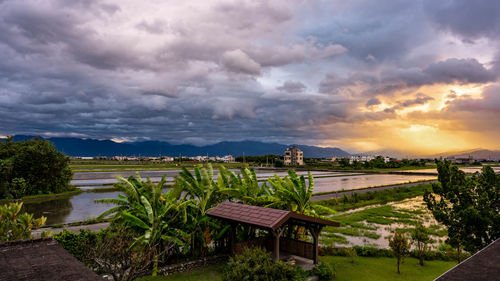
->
[280,237,314,260]
[234,237,269,255]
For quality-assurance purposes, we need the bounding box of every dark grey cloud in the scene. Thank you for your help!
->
[366,98,381,107]
[424,0,500,40]
[396,93,434,108]
[276,81,306,93]
[0,0,499,148]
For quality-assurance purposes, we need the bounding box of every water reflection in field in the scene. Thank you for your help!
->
[23,171,434,225]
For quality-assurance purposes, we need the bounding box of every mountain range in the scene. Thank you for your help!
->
[429,149,500,160]
[11,135,351,158]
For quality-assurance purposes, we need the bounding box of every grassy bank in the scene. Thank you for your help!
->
[316,183,433,212]
[136,256,455,281]
[0,189,82,204]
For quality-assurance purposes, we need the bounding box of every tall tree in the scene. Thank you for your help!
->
[424,160,500,261]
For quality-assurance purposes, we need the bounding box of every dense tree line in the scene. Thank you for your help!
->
[234,154,282,166]
[0,137,73,199]
[339,156,427,169]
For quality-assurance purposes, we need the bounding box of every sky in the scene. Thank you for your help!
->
[0,0,499,155]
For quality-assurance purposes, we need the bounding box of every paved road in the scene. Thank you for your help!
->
[310,180,437,201]
[32,222,110,238]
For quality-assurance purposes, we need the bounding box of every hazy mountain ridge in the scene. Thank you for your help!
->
[430,149,500,160]
[11,136,351,158]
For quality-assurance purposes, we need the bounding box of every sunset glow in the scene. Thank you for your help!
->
[0,0,498,156]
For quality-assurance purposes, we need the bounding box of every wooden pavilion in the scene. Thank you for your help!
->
[207,201,339,264]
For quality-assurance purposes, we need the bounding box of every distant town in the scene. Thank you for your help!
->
[71,145,499,166]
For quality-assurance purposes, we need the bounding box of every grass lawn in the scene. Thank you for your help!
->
[322,256,455,281]
[135,256,454,281]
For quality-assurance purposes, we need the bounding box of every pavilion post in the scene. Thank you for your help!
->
[309,225,322,264]
[272,227,285,261]
[230,223,236,256]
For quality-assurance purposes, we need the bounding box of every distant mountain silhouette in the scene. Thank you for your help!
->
[12,135,351,158]
[431,149,500,161]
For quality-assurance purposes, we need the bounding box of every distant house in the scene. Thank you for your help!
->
[0,238,101,281]
[161,156,174,162]
[284,146,304,165]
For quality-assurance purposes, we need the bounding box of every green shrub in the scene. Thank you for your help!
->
[312,262,335,280]
[0,202,46,241]
[354,246,393,257]
[344,247,358,263]
[223,247,303,281]
[53,229,101,262]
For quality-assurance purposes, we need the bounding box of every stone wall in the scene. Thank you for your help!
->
[158,254,228,275]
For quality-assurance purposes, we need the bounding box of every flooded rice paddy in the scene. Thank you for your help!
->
[322,197,447,249]
[22,169,435,225]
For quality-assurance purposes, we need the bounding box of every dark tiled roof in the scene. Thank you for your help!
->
[207,202,339,230]
[0,238,102,281]
[435,238,500,281]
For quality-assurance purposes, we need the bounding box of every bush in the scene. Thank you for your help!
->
[223,247,303,281]
[53,229,101,263]
[312,262,335,280]
[354,246,393,257]
[0,202,47,241]
[344,247,358,263]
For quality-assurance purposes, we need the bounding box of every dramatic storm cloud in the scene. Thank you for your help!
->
[0,0,499,154]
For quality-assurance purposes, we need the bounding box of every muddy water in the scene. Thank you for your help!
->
[329,197,447,249]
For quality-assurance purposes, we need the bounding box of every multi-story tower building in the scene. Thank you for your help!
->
[284,146,304,165]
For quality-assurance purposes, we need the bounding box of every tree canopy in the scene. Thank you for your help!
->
[424,160,500,256]
[0,137,73,199]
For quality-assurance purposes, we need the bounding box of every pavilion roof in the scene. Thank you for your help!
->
[207,201,339,231]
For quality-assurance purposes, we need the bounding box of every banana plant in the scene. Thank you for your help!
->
[225,167,278,207]
[268,170,335,216]
[268,170,336,239]
[174,164,231,256]
[96,174,192,276]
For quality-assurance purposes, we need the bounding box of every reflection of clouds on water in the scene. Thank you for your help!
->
[23,191,123,225]
[23,198,73,225]
[27,171,437,226]
[71,169,344,186]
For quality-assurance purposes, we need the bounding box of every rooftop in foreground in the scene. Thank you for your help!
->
[0,238,101,281]
[435,238,500,281]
